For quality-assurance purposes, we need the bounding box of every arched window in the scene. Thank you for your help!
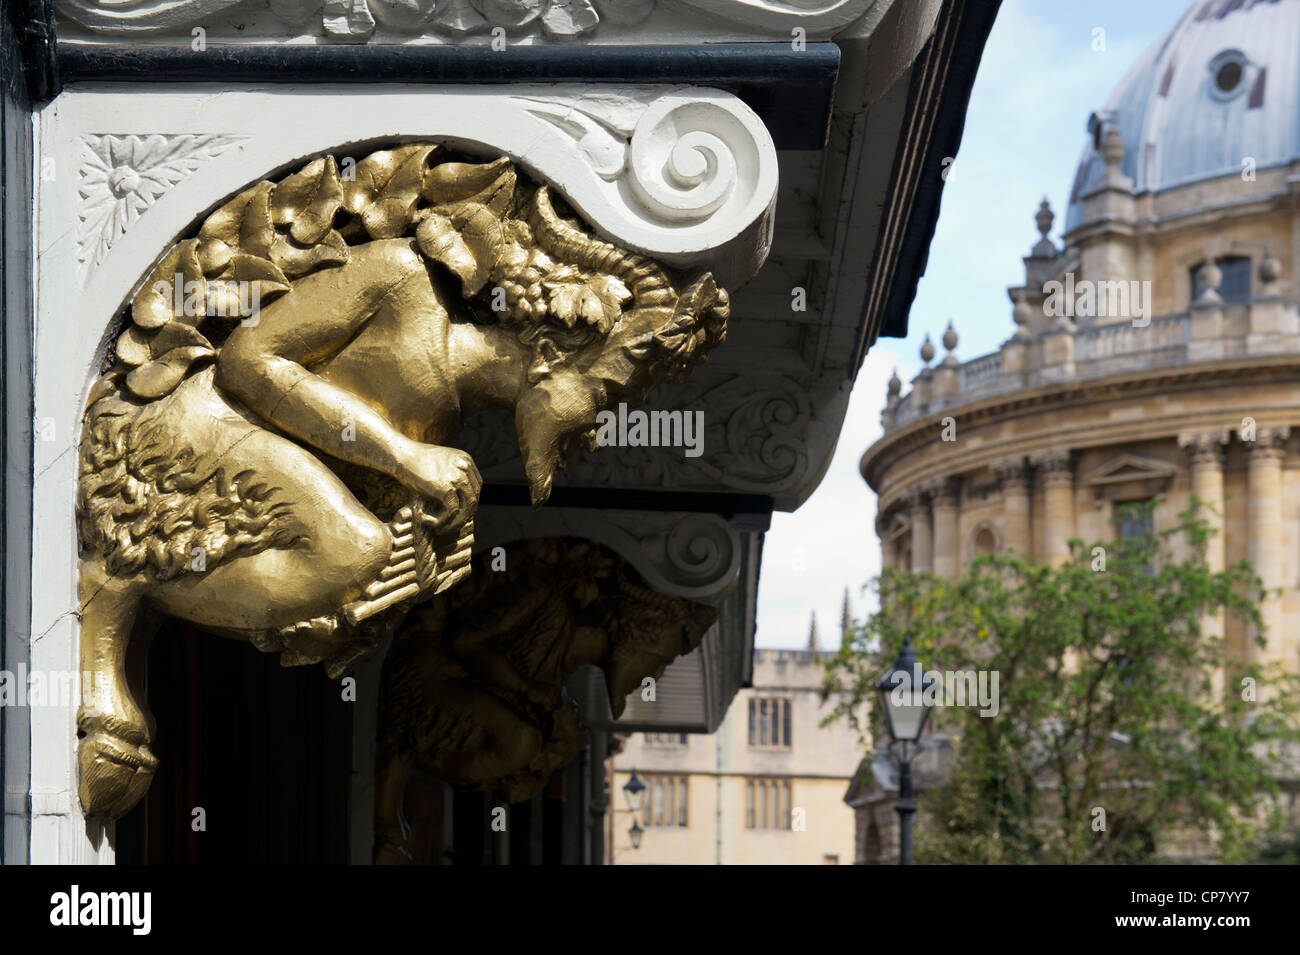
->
[968,523,1000,562]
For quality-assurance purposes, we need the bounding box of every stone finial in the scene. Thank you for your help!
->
[1011,290,1033,339]
[1094,124,1135,192]
[1031,198,1058,257]
[840,587,852,641]
[807,611,820,653]
[887,367,902,397]
[1195,258,1223,305]
[1259,249,1281,295]
[1101,125,1125,171]
[941,320,959,367]
[942,320,957,351]
[1035,197,1054,239]
[920,332,935,365]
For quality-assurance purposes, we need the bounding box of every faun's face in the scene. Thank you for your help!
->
[512,304,670,505]
[514,368,607,505]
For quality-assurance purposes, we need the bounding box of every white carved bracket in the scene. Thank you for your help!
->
[471,507,742,602]
[67,85,777,290]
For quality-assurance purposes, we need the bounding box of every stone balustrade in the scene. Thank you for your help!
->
[886,301,1299,429]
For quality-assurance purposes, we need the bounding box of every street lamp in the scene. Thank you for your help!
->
[628,819,644,850]
[623,769,646,814]
[875,636,934,865]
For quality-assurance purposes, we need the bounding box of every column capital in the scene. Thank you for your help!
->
[924,476,961,509]
[1178,429,1230,469]
[992,456,1029,493]
[1244,425,1291,461]
[1030,448,1073,487]
[904,484,932,511]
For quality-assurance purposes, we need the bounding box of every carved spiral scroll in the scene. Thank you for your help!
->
[663,514,740,593]
[628,94,757,225]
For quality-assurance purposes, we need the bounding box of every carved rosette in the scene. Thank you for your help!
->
[77,134,245,280]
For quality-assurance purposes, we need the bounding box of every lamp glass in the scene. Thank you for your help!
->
[876,645,932,744]
[881,680,928,742]
[623,770,646,813]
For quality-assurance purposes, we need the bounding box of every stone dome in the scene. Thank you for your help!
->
[1064,0,1300,233]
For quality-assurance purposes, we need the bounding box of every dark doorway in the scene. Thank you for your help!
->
[115,623,353,864]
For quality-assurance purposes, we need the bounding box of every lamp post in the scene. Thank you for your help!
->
[875,636,934,865]
[608,769,646,863]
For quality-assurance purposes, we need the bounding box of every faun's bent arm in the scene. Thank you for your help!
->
[215,239,482,525]
[216,240,429,482]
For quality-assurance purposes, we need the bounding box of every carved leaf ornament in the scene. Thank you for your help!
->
[114,144,600,401]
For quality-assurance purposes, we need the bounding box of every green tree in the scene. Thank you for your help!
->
[823,501,1300,864]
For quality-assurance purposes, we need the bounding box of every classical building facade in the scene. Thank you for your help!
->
[864,0,1300,675]
[610,615,862,865]
[854,0,1300,863]
[1,1,998,864]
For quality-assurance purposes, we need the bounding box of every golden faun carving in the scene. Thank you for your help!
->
[374,538,715,864]
[76,144,729,819]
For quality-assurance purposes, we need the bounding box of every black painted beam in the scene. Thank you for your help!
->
[54,41,839,150]
[479,483,773,527]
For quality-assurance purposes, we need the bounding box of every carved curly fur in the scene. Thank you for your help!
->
[77,393,299,580]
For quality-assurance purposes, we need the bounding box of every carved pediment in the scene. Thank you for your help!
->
[883,512,911,543]
[1083,453,1178,506]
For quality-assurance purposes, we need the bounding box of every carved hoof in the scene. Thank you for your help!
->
[77,731,159,819]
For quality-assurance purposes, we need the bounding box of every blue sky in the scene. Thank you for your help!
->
[753,0,1192,649]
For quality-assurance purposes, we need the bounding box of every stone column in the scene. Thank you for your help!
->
[1246,427,1290,667]
[994,457,1031,555]
[1180,430,1229,700]
[930,478,961,580]
[877,514,895,571]
[1032,449,1074,565]
[907,487,933,573]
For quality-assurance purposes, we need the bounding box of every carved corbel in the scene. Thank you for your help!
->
[373,537,716,862]
[472,507,742,603]
[73,137,761,820]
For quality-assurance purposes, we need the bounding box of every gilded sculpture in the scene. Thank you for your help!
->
[373,538,715,863]
[76,143,729,819]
